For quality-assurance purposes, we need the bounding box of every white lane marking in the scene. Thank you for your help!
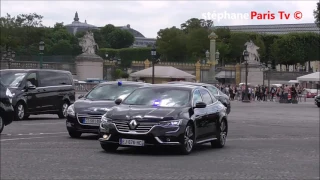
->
[22,122,65,125]
[228,137,318,141]
[0,135,67,142]
[15,132,67,136]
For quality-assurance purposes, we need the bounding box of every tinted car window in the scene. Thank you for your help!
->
[123,87,190,107]
[205,85,219,95]
[199,89,213,105]
[0,71,27,87]
[86,84,141,100]
[39,71,71,87]
[192,90,203,106]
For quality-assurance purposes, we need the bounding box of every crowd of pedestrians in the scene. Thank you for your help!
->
[215,84,307,102]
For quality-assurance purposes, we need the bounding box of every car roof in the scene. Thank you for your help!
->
[167,81,215,87]
[145,83,203,90]
[99,81,150,86]
[0,69,71,74]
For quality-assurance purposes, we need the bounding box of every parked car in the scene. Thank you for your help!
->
[66,81,150,138]
[167,81,231,114]
[99,84,228,155]
[0,81,14,133]
[305,89,318,98]
[0,69,75,120]
[315,94,320,107]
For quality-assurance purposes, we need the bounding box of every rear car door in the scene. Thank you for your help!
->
[199,89,219,138]
[192,89,207,140]
[38,71,60,111]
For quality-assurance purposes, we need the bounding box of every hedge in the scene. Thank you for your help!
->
[98,47,159,67]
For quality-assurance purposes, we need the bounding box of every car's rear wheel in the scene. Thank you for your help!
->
[58,101,69,119]
[101,143,118,152]
[0,115,4,134]
[211,119,227,148]
[179,123,195,155]
[68,129,82,138]
[14,102,25,121]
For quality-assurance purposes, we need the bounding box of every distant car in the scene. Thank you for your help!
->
[167,81,231,114]
[315,94,320,107]
[66,81,150,138]
[305,89,318,98]
[0,69,75,120]
[99,84,228,155]
[0,81,14,133]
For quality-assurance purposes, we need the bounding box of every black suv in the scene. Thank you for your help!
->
[0,69,75,120]
[66,81,149,138]
[167,81,231,114]
[0,81,14,133]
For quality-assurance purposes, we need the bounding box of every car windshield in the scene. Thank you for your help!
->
[122,87,190,107]
[85,84,141,100]
[0,71,27,87]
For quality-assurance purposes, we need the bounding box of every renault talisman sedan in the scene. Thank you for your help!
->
[99,84,229,155]
[66,81,149,138]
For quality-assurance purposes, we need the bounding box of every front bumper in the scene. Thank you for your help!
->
[98,122,185,146]
[0,103,14,126]
[66,115,100,134]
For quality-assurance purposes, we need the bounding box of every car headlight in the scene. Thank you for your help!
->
[67,104,75,117]
[159,120,182,126]
[6,88,13,98]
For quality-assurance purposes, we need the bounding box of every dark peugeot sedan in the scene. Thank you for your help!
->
[66,81,149,138]
[0,81,14,133]
[99,84,228,155]
[167,81,231,114]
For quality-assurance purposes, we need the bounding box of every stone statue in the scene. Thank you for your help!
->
[244,40,260,64]
[78,31,99,54]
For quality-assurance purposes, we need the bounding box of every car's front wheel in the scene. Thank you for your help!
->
[58,101,69,119]
[101,143,118,152]
[0,115,4,134]
[211,119,227,148]
[68,129,82,138]
[317,102,320,107]
[14,102,25,121]
[179,123,195,155]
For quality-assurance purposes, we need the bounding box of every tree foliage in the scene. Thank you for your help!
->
[314,2,320,27]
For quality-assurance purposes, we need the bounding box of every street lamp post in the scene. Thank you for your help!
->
[39,41,45,69]
[151,47,157,84]
[242,50,250,103]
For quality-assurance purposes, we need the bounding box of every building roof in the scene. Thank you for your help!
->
[65,12,99,35]
[130,66,195,79]
[215,23,320,34]
[117,24,145,38]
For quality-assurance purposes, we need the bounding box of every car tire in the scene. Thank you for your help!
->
[68,130,82,138]
[317,103,320,108]
[179,123,195,155]
[58,101,69,119]
[0,115,4,134]
[101,143,118,152]
[14,102,26,121]
[211,119,228,148]
[23,114,30,120]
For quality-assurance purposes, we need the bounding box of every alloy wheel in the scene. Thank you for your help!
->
[184,125,194,152]
[17,104,24,120]
[0,116,4,133]
[220,120,227,146]
[62,103,68,117]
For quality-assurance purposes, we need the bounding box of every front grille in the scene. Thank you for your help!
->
[112,120,159,133]
[77,114,103,125]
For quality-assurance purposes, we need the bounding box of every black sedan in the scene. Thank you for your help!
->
[66,81,149,138]
[167,81,231,114]
[99,84,228,155]
[0,81,14,133]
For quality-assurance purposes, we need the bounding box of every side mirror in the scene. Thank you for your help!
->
[194,102,206,108]
[78,94,84,99]
[27,84,36,89]
[115,98,122,105]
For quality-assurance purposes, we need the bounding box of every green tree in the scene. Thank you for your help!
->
[181,18,213,34]
[186,28,210,59]
[156,27,187,62]
[314,2,320,27]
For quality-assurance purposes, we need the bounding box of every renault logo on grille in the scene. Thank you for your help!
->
[129,120,138,130]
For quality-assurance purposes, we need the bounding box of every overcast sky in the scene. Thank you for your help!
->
[1,1,318,38]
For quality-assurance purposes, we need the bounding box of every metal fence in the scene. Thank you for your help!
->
[74,83,97,92]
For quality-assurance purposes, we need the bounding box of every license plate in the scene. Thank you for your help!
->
[119,138,145,146]
[83,118,100,124]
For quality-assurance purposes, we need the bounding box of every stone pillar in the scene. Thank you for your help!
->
[75,53,104,80]
[235,63,241,85]
[144,59,150,69]
[207,32,218,83]
[195,61,201,82]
